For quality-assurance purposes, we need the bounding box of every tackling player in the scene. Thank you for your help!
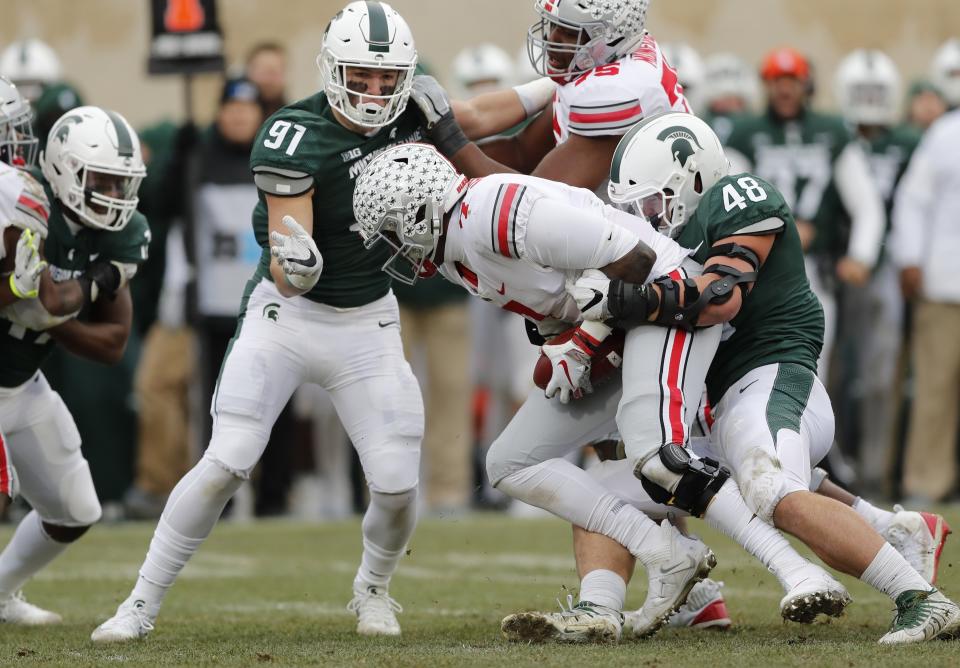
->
[0,101,149,624]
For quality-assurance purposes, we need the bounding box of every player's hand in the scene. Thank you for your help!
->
[9,229,45,299]
[270,215,322,292]
[0,296,75,331]
[570,269,612,321]
[540,322,611,403]
[410,75,469,158]
[900,266,923,300]
[836,256,870,287]
[79,260,127,303]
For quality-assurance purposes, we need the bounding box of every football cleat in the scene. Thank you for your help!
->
[877,589,960,644]
[628,521,716,638]
[0,591,61,626]
[882,506,951,584]
[347,585,402,636]
[667,578,731,629]
[501,597,623,644]
[90,598,155,643]
[779,570,851,624]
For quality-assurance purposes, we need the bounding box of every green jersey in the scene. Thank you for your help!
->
[676,173,824,403]
[0,171,151,387]
[725,109,853,257]
[247,92,423,309]
[861,124,921,215]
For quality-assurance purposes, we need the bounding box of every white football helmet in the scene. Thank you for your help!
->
[527,0,650,83]
[40,106,146,231]
[0,77,38,167]
[353,143,468,284]
[608,112,729,238]
[931,38,960,108]
[452,44,514,97]
[318,1,417,128]
[660,42,705,109]
[702,52,758,110]
[0,39,63,103]
[835,49,902,127]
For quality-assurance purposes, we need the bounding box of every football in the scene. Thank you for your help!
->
[533,327,626,391]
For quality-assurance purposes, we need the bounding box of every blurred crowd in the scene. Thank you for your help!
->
[2,31,959,522]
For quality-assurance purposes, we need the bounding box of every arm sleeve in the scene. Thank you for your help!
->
[834,142,885,267]
[890,139,936,269]
[521,197,639,270]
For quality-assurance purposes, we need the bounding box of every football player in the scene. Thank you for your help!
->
[353,143,857,642]
[0,101,149,625]
[90,0,555,643]
[700,52,758,144]
[558,112,959,644]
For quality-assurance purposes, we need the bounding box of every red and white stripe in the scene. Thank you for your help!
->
[490,183,525,258]
[15,191,49,228]
[568,99,643,136]
[0,428,16,499]
[658,269,694,446]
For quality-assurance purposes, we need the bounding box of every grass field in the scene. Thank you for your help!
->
[1,510,959,667]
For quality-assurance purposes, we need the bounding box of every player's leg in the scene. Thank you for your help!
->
[326,294,423,636]
[715,363,960,643]
[92,302,306,643]
[0,373,101,625]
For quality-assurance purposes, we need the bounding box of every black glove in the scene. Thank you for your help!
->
[409,75,469,158]
[79,261,123,303]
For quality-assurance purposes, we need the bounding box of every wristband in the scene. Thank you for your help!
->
[513,77,557,117]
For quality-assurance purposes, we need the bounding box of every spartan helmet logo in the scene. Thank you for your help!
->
[262,302,281,322]
[656,125,704,168]
[54,115,83,143]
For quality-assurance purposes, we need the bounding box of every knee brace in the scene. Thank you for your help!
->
[635,443,730,517]
[42,521,92,543]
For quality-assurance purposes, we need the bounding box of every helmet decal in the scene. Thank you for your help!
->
[53,114,82,143]
[104,109,134,157]
[656,125,703,168]
[365,1,390,53]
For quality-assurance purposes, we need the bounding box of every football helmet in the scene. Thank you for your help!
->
[40,106,146,231]
[702,52,758,110]
[760,47,810,82]
[0,39,63,103]
[318,1,417,128]
[835,50,902,127]
[353,143,468,284]
[660,42,705,108]
[452,44,514,96]
[0,77,38,167]
[931,38,960,108]
[608,112,729,238]
[527,0,650,83]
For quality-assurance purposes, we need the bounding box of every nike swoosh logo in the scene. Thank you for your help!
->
[739,379,759,394]
[581,289,603,314]
[496,283,506,295]
[378,320,397,328]
[657,556,696,576]
[558,359,573,384]
[288,249,317,268]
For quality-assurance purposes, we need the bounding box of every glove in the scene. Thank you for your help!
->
[409,75,469,158]
[78,260,125,303]
[541,321,612,404]
[8,229,45,299]
[0,297,75,331]
[570,269,612,321]
[270,215,323,291]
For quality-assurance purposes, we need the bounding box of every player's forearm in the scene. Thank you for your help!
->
[476,136,533,172]
[49,318,130,365]
[270,260,310,298]
[39,274,84,316]
[454,93,525,141]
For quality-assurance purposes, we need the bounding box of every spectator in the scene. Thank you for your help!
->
[245,43,288,118]
[905,80,948,131]
[890,108,960,503]
[701,52,758,144]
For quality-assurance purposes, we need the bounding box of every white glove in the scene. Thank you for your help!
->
[570,269,612,321]
[540,321,612,403]
[8,229,45,299]
[0,297,75,331]
[269,215,322,292]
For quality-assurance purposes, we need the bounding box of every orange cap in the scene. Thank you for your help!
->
[760,47,811,81]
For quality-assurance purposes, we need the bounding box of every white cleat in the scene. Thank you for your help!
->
[628,521,716,638]
[0,591,61,626]
[90,599,155,643]
[877,589,960,644]
[666,578,732,630]
[779,570,851,624]
[883,506,951,584]
[347,586,402,636]
[501,597,623,644]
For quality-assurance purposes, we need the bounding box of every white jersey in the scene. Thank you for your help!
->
[552,32,691,144]
[0,161,49,263]
[438,173,690,334]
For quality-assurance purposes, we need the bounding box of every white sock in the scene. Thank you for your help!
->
[354,488,418,592]
[132,456,242,618]
[860,542,931,600]
[704,480,813,591]
[0,511,68,599]
[497,458,660,564]
[853,497,895,534]
[579,569,627,611]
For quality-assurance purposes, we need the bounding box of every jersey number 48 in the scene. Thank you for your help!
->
[722,176,768,212]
